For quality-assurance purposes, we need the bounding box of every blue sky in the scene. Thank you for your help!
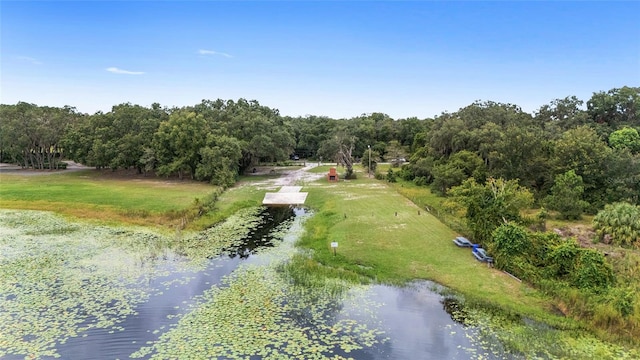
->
[1,1,639,119]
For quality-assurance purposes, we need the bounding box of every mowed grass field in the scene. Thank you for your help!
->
[0,170,218,227]
[301,168,568,327]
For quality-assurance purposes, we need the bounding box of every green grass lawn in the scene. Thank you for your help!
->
[300,169,573,329]
[0,170,217,227]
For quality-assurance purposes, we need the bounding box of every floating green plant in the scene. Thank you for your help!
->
[131,265,387,360]
[0,206,300,358]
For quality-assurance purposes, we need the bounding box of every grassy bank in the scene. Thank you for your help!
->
[300,171,562,323]
[0,170,218,228]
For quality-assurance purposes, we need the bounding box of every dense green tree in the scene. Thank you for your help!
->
[431,162,466,195]
[0,102,77,169]
[551,126,612,208]
[456,100,533,129]
[429,116,468,157]
[544,170,589,220]
[288,115,337,159]
[604,148,640,204]
[449,178,534,244]
[153,110,208,179]
[431,150,485,195]
[195,135,243,187]
[396,117,428,147]
[534,96,590,131]
[609,127,640,154]
[489,125,553,194]
[588,86,640,127]
[469,122,502,167]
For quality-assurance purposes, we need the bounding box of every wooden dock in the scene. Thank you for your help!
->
[262,186,308,205]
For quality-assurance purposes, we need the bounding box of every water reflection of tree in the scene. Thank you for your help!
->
[441,297,471,326]
[224,206,295,259]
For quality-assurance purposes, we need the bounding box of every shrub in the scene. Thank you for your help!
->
[548,240,581,278]
[593,202,640,248]
[606,287,636,317]
[397,165,414,181]
[413,176,428,186]
[572,249,615,292]
[491,223,531,258]
[386,168,397,183]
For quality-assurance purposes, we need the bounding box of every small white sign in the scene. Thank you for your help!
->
[331,242,338,248]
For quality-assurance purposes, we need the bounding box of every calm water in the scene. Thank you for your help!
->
[8,207,513,359]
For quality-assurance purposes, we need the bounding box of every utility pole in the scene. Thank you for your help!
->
[368,145,371,178]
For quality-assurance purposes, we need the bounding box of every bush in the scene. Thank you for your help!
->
[413,176,428,186]
[593,202,640,248]
[491,223,531,258]
[397,165,414,181]
[386,168,397,183]
[548,240,581,278]
[343,171,357,180]
[572,249,615,292]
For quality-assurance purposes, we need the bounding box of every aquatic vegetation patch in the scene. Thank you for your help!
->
[0,208,248,358]
[0,206,300,358]
[132,265,387,359]
[0,210,169,358]
[175,206,266,259]
[447,299,640,359]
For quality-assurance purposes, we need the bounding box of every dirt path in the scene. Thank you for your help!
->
[247,162,325,189]
[0,160,326,187]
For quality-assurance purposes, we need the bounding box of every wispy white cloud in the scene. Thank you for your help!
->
[198,49,233,58]
[17,56,42,65]
[106,67,145,75]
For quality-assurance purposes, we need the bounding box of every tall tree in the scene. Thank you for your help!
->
[431,150,485,195]
[153,110,208,179]
[588,86,640,127]
[544,170,589,219]
[609,127,640,154]
[317,133,357,178]
[449,178,534,244]
[534,96,589,131]
[195,135,243,187]
[551,126,612,208]
[0,103,76,169]
[489,125,553,194]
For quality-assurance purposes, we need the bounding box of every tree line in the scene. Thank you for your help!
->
[1,87,638,204]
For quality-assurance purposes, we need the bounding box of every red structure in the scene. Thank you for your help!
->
[327,167,339,182]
